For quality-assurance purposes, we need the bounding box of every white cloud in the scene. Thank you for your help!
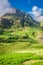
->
[36,16,43,21]
[0,0,12,16]
[29,6,43,21]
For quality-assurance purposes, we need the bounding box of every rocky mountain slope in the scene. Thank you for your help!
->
[0,8,40,29]
[0,8,43,44]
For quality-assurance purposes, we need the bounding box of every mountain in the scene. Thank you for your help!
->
[0,8,43,43]
[0,8,40,29]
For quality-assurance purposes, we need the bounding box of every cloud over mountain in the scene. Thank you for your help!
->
[0,0,11,16]
[32,6,43,17]
[29,6,43,21]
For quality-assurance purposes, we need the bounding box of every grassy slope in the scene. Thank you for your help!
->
[0,53,43,65]
[0,17,43,65]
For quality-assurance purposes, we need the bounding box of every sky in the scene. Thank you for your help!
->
[9,0,43,12]
[0,0,43,21]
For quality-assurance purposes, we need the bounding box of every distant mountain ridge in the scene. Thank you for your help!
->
[0,8,40,29]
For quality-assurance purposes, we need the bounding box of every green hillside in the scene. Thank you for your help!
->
[0,9,43,65]
[0,11,43,43]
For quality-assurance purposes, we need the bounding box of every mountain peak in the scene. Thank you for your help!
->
[0,8,40,29]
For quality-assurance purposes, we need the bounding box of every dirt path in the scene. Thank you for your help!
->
[23,60,43,65]
[39,36,43,40]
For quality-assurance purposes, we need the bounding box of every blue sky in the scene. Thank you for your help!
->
[0,0,43,21]
[9,0,43,12]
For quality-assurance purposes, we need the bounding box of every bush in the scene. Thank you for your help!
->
[22,33,29,39]
[6,36,19,43]
[32,32,36,37]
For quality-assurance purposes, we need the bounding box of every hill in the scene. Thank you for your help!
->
[0,8,43,65]
[0,8,40,29]
[0,8,43,43]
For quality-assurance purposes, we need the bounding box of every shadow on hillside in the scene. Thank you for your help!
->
[0,17,42,30]
[0,18,13,29]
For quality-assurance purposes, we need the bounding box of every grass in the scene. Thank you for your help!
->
[0,53,43,65]
[0,41,43,65]
[0,42,43,54]
[0,27,43,44]
[0,27,43,65]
